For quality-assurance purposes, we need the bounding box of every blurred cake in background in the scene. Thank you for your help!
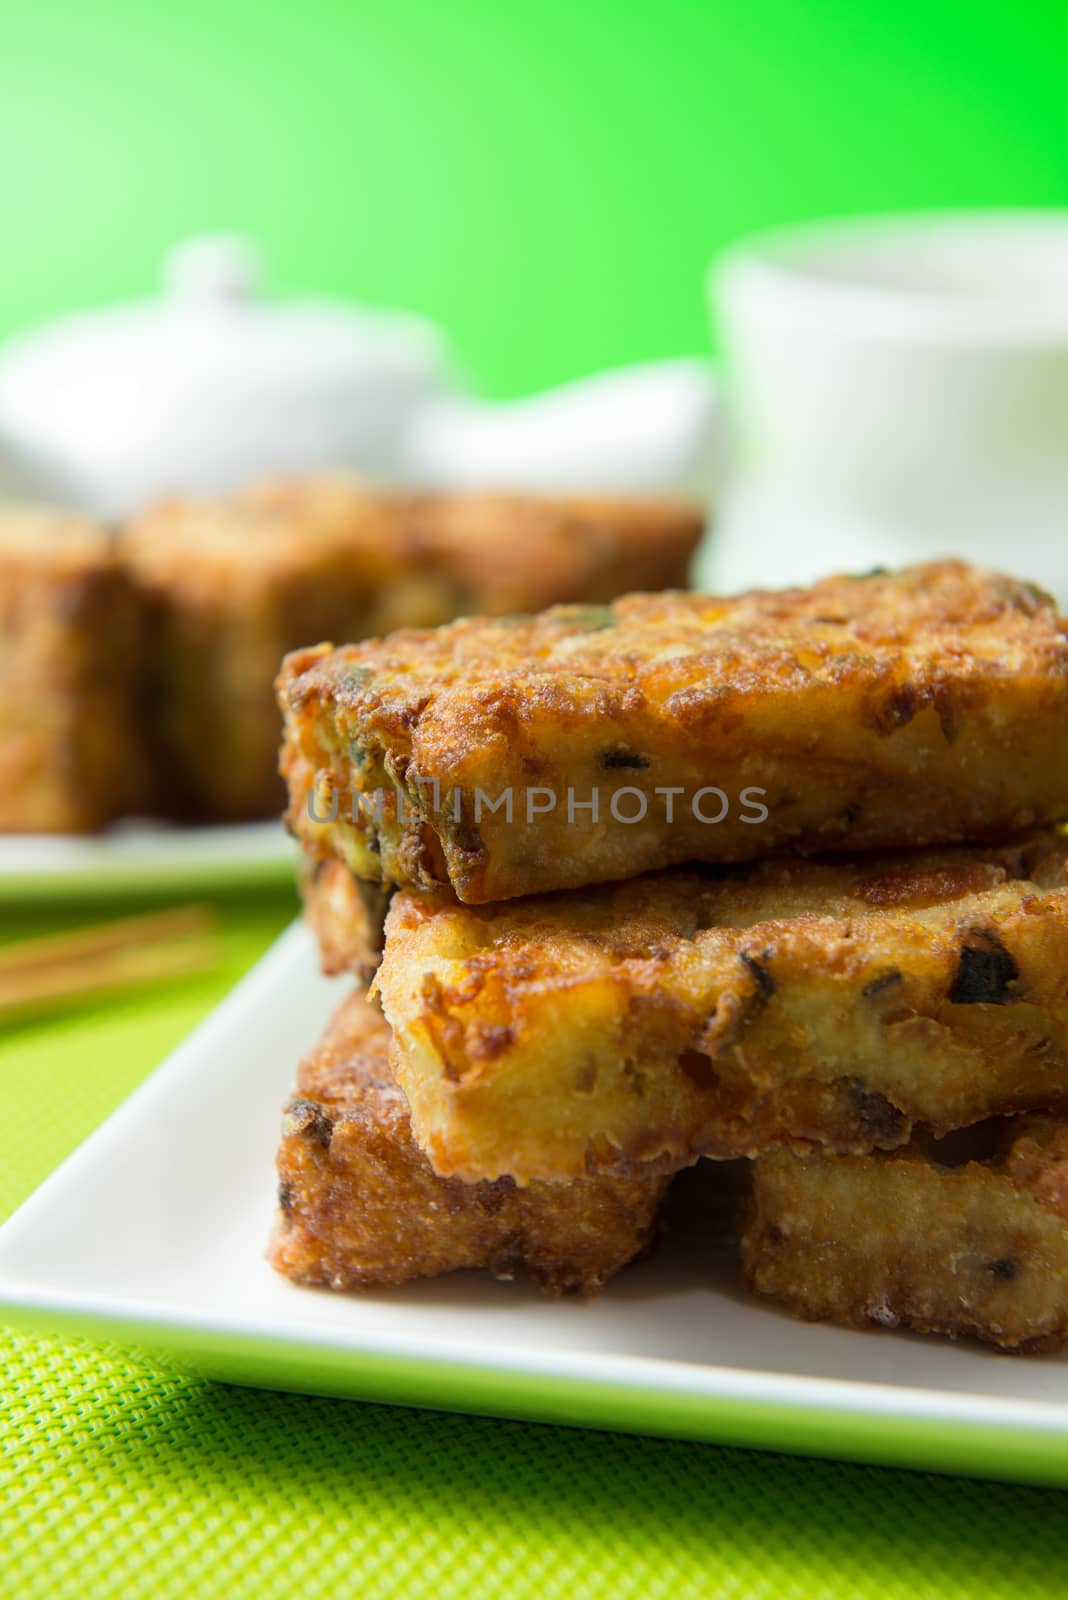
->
[0,477,703,833]
[0,509,146,833]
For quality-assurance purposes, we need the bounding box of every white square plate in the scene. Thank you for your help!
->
[0,819,294,899]
[3,921,1068,1487]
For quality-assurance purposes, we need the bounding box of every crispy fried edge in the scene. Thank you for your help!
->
[740,1123,1068,1351]
[299,855,392,982]
[278,562,1068,902]
[371,835,1068,1182]
[267,991,669,1295]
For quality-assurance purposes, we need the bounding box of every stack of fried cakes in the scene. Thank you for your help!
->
[273,560,1068,1350]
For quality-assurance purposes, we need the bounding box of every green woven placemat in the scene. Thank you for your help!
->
[2,888,1068,1599]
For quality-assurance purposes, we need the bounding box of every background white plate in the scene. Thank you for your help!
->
[0,818,294,898]
[2,921,1068,1487]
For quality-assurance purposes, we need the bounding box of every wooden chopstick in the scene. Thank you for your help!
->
[0,904,220,1018]
[0,904,215,977]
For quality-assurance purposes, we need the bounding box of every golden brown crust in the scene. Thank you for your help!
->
[124,476,700,821]
[121,479,439,821]
[299,855,391,982]
[278,561,1068,903]
[370,830,1068,1182]
[742,1119,1068,1351]
[0,509,147,831]
[400,493,702,614]
[267,990,668,1295]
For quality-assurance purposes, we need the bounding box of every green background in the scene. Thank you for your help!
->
[5,6,1068,1593]
[2,0,1068,396]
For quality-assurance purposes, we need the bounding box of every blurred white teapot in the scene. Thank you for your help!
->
[0,235,719,517]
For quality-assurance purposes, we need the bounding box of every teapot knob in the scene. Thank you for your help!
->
[162,234,264,304]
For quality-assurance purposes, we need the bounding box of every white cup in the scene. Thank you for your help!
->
[704,211,1068,601]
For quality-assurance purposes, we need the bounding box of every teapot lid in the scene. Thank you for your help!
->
[0,236,455,512]
[0,235,449,408]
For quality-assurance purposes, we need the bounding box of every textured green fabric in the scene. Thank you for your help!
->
[3,888,1068,1599]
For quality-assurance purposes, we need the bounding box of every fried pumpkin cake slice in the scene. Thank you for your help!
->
[299,855,391,983]
[370,830,1068,1183]
[399,492,703,615]
[122,477,445,822]
[0,507,147,831]
[742,1119,1068,1351]
[268,991,668,1295]
[278,562,1068,904]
